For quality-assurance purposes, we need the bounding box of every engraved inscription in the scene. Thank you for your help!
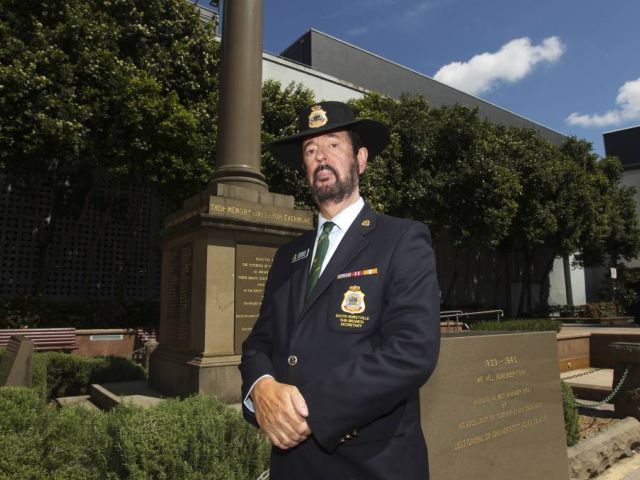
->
[234,245,276,353]
[419,332,571,479]
[451,351,548,452]
[166,243,192,347]
[209,199,313,227]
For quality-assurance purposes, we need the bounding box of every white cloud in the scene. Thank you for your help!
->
[347,26,369,37]
[566,77,640,127]
[433,36,565,96]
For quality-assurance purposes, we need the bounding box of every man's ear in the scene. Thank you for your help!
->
[357,147,368,175]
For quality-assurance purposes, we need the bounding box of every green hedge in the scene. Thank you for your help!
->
[0,297,159,329]
[469,319,562,332]
[36,352,146,399]
[0,349,145,400]
[0,388,270,479]
[561,380,580,446]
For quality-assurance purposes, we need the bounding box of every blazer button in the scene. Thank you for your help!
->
[288,355,298,366]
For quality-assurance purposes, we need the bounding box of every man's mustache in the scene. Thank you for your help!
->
[313,164,338,181]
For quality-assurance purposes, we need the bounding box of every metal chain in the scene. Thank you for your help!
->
[562,367,602,380]
[575,366,630,408]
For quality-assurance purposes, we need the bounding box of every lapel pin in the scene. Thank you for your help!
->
[361,219,371,227]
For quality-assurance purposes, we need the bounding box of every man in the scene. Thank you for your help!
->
[240,101,440,479]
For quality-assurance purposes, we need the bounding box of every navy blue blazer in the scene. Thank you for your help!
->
[240,204,441,480]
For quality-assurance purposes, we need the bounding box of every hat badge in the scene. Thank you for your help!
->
[308,105,328,129]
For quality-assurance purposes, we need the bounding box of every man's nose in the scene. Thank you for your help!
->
[314,145,328,163]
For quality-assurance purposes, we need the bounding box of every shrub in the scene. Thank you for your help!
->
[0,389,270,479]
[469,319,562,332]
[0,387,111,479]
[561,380,580,446]
[585,302,617,318]
[32,352,146,400]
[0,387,50,479]
[108,396,270,480]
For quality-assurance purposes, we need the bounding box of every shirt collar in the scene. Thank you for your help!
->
[317,197,365,235]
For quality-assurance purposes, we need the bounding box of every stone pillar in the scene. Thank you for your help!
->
[611,342,640,420]
[149,0,314,403]
[209,0,267,191]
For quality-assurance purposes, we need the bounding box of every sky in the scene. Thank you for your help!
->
[212,0,640,157]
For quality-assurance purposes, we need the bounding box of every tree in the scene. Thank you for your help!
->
[563,138,640,269]
[260,80,315,209]
[0,0,220,296]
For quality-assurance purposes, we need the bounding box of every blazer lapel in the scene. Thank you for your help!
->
[297,205,377,321]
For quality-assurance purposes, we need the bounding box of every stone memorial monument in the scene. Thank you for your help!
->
[421,331,570,480]
[0,335,34,387]
[149,0,312,402]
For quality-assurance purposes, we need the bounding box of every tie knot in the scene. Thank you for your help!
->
[322,221,335,234]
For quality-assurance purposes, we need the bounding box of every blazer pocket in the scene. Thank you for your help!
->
[328,276,381,334]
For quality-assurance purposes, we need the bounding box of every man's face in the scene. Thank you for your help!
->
[301,130,367,204]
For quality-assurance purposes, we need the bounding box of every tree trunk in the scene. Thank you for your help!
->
[539,252,557,309]
[443,246,460,306]
[504,250,513,318]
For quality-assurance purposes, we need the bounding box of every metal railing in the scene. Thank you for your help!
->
[440,309,504,329]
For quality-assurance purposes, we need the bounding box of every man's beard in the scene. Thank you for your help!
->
[310,159,359,204]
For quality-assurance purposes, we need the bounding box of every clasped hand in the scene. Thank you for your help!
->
[251,377,312,449]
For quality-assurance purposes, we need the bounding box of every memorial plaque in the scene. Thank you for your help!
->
[234,244,276,353]
[166,243,193,347]
[421,331,570,480]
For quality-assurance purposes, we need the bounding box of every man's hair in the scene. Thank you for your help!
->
[347,129,364,156]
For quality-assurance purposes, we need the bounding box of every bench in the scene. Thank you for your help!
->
[0,328,78,352]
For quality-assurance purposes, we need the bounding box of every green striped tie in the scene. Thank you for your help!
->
[306,221,335,297]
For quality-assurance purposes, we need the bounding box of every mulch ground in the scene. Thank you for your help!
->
[579,414,621,440]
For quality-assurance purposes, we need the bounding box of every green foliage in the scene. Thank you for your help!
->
[544,302,619,318]
[0,297,159,329]
[0,0,219,206]
[0,389,270,479]
[561,380,580,446]
[31,352,146,399]
[108,396,270,479]
[614,267,640,316]
[261,79,316,210]
[470,319,562,332]
[0,0,221,296]
[584,302,618,318]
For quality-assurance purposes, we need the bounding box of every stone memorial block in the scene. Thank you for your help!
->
[421,331,570,480]
[150,187,312,401]
[610,342,640,420]
[0,335,34,387]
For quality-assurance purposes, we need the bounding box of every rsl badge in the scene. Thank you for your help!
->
[308,105,328,128]
[341,285,366,314]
